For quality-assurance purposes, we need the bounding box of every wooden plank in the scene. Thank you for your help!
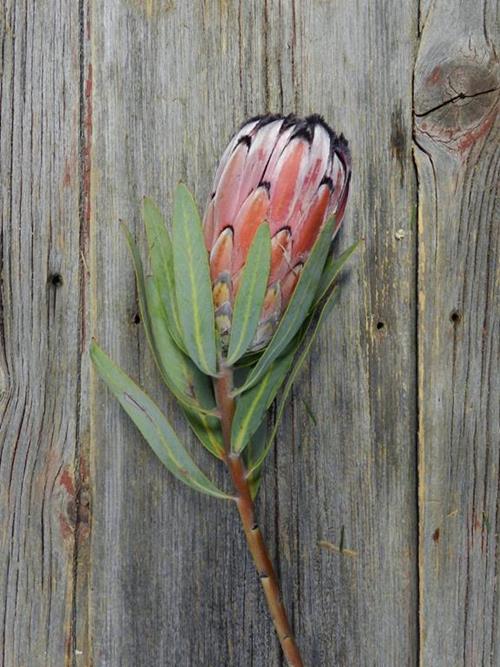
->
[88,3,281,666]
[5,0,496,665]
[273,2,419,664]
[414,0,499,664]
[89,2,418,666]
[0,1,86,665]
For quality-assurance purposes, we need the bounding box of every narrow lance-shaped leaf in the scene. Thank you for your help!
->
[181,361,225,459]
[172,184,217,376]
[243,243,358,471]
[246,287,340,477]
[142,197,185,351]
[122,224,214,417]
[145,275,193,397]
[233,216,335,396]
[146,278,224,458]
[231,345,296,454]
[144,276,216,417]
[183,410,225,460]
[313,239,361,308]
[243,420,268,500]
[121,222,159,365]
[226,223,271,365]
[90,341,230,500]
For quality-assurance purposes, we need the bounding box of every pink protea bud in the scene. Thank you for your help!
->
[204,114,351,352]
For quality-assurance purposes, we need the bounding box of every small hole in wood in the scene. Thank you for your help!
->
[132,312,141,325]
[49,273,63,287]
[376,321,385,330]
[450,310,461,324]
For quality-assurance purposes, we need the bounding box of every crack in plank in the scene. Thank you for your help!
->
[415,86,499,117]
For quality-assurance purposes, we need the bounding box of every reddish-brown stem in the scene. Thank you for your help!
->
[215,366,305,667]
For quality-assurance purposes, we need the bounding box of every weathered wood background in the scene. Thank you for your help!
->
[1,1,498,665]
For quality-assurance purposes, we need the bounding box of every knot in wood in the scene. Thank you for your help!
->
[415,57,499,152]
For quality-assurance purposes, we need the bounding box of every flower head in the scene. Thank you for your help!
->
[204,114,351,351]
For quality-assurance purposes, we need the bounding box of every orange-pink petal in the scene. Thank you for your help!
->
[291,184,331,262]
[210,227,233,283]
[280,264,303,310]
[232,186,270,274]
[262,125,295,180]
[212,140,250,238]
[269,228,292,283]
[203,199,215,250]
[268,138,310,232]
[240,120,284,198]
[211,119,260,192]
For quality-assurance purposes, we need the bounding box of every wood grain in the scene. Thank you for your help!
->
[0,0,497,665]
[414,1,499,665]
[0,1,86,665]
[88,1,419,665]
[88,3,281,666]
[268,2,419,665]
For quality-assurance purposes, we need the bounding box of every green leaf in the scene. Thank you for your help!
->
[145,276,193,396]
[243,420,268,499]
[144,277,216,417]
[226,223,271,365]
[121,222,157,359]
[146,277,224,458]
[90,341,230,500]
[233,216,335,396]
[121,224,213,417]
[183,410,225,460]
[146,279,224,458]
[180,358,224,459]
[246,287,340,477]
[142,197,185,351]
[234,349,264,368]
[313,240,361,307]
[231,346,296,454]
[172,183,217,376]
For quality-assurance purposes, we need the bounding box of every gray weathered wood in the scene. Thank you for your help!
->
[0,1,85,665]
[1,1,497,665]
[89,3,283,665]
[414,1,499,665]
[270,2,419,665]
[89,2,418,665]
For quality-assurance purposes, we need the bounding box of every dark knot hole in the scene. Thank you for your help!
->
[49,273,63,287]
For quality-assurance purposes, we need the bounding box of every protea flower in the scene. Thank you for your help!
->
[204,114,351,351]
[91,113,357,667]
